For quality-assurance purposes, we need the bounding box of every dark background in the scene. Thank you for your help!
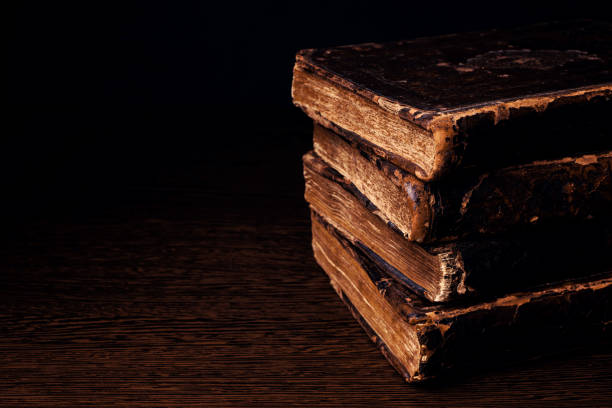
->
[5,1,612,225]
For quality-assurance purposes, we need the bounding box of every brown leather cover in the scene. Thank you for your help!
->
[293,21,612,180]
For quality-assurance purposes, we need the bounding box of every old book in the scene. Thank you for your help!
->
[292,20,612,181]
[312,125,612,243]
[304,152,612,302]
[311,213,612,382]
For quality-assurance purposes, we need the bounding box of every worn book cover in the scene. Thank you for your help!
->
[311,125,612,243]
[311,213,612,382]
[304,152,612,302]
[293,20,612,181]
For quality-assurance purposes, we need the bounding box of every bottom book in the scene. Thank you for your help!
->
[310,211,612,382]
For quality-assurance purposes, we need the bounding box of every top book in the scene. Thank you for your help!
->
[292,21,612,181]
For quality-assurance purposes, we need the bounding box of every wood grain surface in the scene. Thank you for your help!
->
[1,114,611,406]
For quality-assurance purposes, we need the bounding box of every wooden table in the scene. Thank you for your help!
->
[1,108,611,406]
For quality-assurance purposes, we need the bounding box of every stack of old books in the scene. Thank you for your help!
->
[292,21,612,382]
